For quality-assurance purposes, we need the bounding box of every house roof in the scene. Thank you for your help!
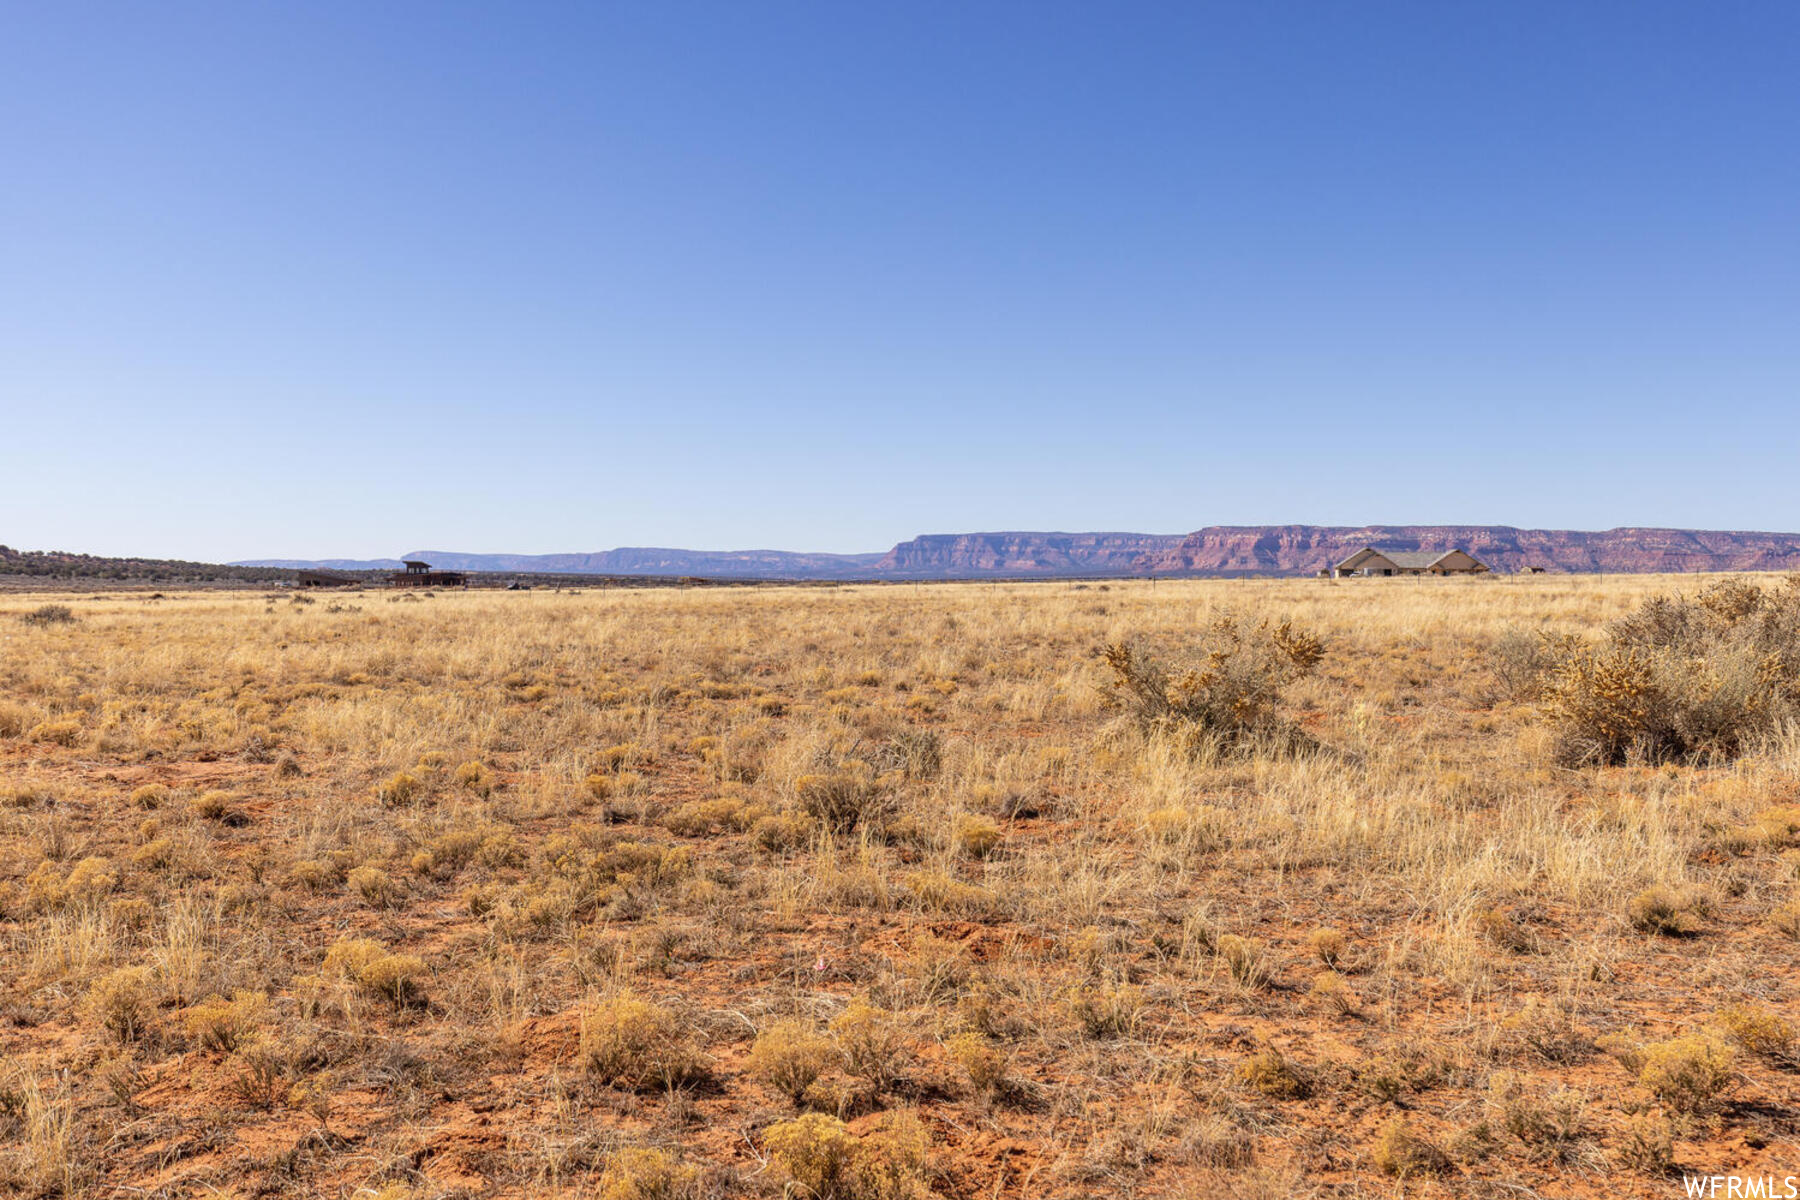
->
[1335,547,1477,570]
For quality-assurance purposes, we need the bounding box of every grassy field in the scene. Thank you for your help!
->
[1,576,1796,1198]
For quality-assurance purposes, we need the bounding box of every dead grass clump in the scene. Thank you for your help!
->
[1306,927,1346,968]
[796,770,895,833]
[1626,885,1706,936]
[29,719,83,747]
[455,760,495,795]
[1489,626,1562,701]
[1216,934,1268,988]
[579,992,706,1091]
[1235,1047,1311,1099]
[130,784,169,810]
[1494,997,1593,1064]
[1372,1115,1448,1177]
[1615,1110,1676,1176]
[953,814,1002,858]
[1064,982,1142,1040]
[377,772,423,805]
[1100,615,1323,753]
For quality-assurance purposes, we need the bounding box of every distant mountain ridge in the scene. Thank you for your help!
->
[235,526,1800,579]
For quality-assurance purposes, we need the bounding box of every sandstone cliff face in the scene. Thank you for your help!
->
[245,527,1800,580]
[877,527,1800,577]
[874,532,1176,576]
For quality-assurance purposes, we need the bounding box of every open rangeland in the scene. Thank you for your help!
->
[2,576,1797,1199]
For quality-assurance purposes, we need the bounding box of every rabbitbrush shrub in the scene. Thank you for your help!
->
[1101,614,1324,753]
[1536,576,1800,765]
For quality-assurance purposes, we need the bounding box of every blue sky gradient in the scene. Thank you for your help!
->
[4,3,1797,559]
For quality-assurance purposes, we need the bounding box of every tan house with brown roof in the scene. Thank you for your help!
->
[1330,548,1488,578]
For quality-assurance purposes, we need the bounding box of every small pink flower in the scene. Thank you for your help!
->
[813,955,827,972]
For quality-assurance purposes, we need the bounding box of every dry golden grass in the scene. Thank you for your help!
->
[1,574,1798,1197]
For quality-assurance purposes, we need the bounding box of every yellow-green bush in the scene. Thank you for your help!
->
[748,1019,835,1106]
[580,993,705,1091]
[763,1111,931,1200]
[598,1147,700,1200]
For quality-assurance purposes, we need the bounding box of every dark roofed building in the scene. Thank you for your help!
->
[1331,547,1488,578]
[390,560,467,588]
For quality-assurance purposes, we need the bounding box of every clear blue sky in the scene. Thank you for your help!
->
[4,3,1797,560]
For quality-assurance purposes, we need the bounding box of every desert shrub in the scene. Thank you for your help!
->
[1099,614,1323,753]
[869,729,943,779]
[763,1111,931,1200]
[953,814,1001,858]
[598,1148,701,1200]
[580,993,705,1091]
[130,784,168,810]
[1616,1111,1676,1175]
[1372,1115,1447,1177]
[226,1044,289,1111]
[1770,900,1800,940]
[1606,1031,1736,1113]
[1486,1074,1587,1161]
[86,967,156,1042]
[1309,971,1358,1016]
[29,719,83,747]
[1489,627,1563,700]
[1307,927,1347,967]
[1538,577,1800,765]
[945,1031,1008,1097]
[347,865,402,908]
[1711,1003,1794,1060]
[662,796,760,836]
[1063,982,1142,1039]
[752,811,813,851]
[830,999,908,1090]
[21,604,75,626]
[1235,1046,1311,1099]
[748,1020,835,1106]
[763,1113,860,1199]
[289,859,337,891]
[63,856,119,904]
[796,769,895,833]
[1216,933,1268,987]
[454,760,494,795]
[183,990,266,1052]
[323,938,427,1007]
[377,772,423,805]
[188,790,235,821]
[1626,885,1705,936]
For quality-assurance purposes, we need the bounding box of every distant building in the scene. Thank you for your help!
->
[390,560,467,588]
[1331,548,1489,578]
[1519,565,1547,575]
